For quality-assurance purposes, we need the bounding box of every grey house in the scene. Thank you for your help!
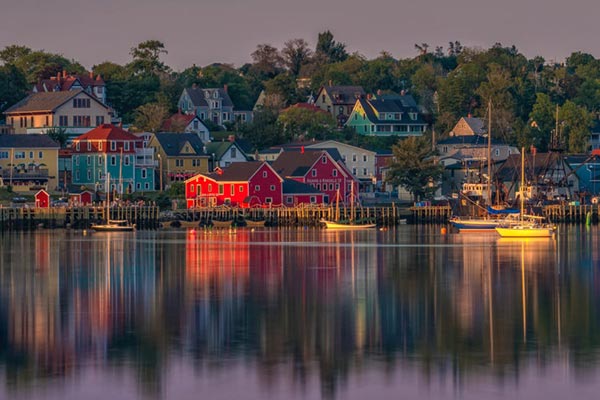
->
[178,85,235,127]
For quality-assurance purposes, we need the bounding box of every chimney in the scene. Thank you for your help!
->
[89,71,93,79]
[62,70,67,78]
[228,134,235,142]
[467,113,472,118]
[223,84,228,93]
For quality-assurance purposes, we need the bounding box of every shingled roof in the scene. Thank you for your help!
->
[271,149,336,178]
[184,86,234,108]
[0,134,59,148]
[4,90,106,114]
[322,85,365,105]
[154,133,206,157]
[206,161,267,182]
[356,96,426,125]
[75,124,140,142]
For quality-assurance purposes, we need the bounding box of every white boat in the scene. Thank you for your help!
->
[91,173,135,232]
[495,149,554,238]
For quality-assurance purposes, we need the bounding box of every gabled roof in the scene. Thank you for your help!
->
[283,179,322,194]
[161,113,198,131]
[33,72,104,94]
[154,133,206,157]
[372,93,418,107]
[205,161,270,182]
[355,97,426,125]
[450,117,487,136]
[184,86,234,108]
[271,150,333,178]
[321,86,366,105]
[306,140,377,155]
[74,124,140,142]
[4,89,107,114]
[0,134,59,149]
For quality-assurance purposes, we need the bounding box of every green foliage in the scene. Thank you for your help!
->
[0,64,28,113]
[239,109,283,149]
[46,126,68,148]
[386,136,443,201]
[128,40,169,75]
[316,31,348,64]
[133,103,169,132]
[277,107,336,141]
[0,45,84,84]
[559,100,593,153]
[167,182,185,197]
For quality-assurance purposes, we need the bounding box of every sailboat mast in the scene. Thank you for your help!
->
[520,148,525,222]
[487,99,492,206]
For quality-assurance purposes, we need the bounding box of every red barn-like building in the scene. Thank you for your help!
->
[35,189,50,208]
[271,149,358,204]
[185,162,283,208]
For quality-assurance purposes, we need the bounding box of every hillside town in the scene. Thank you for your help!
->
[1,37,600,209]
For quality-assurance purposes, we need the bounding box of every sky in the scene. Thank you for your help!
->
[1,0,599,71]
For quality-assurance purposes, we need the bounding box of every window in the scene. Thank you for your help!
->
[110,141,116,151]
[193,120,198,129]
[332,170,338,177]
[322,156,327,164]
[310,196,316,204]
[352,168,357,175]
[335,183,340,190]
[231,147,237,158]
[316,184,320,190]
[87,155,91,165]
[218,184,224,194]
[38,151,43,159]
[286,197,293,204]
[29,151,34,159]
[141,169,147,178]
[87,170,91,180]
[98,156,103,165]
[363,155,367,162]
[222,112,228,121]
[59,116,68,126]
[124,141,130,151]
[75,170,80,180]
[87,141,91,151]
[192,159,201,167]
[74,155,79,166]
[76,142,80,151]
[329,183,334,191]
[124,156,130,166]
[96,116,104,126]
[494,148,500,157]
[175,159,183,167]
[73,98,91,108]
[15,151,25,159]
[145,183,149,190]
[270,185,275,191]
[352,154,357,162]
[208,184,212,193]
[0,151,8,159]
[99,142,103,151]
[111,155,116,166]
[363,168,367,176]
[73,115,91,127]
[265,197,272,203]
[239,185,243,193]
[136,183,141,190]
[255,185,260,191]
[230,185,234,195]
[311,170,317,177]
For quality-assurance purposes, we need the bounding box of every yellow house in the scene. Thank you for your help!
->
[3,89,112,136]
[146,133,210,189]
[0,135,60,192]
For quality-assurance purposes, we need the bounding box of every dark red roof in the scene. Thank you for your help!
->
[206,161,266,182]
[161,113,196,131]
[74,124,140,142]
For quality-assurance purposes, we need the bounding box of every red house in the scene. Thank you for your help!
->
[271,149,358,204]
[69,190,94,206]
[185,161,283,208]
[34,189,50,208]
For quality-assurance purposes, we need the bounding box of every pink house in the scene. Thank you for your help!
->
[185,161,283,208]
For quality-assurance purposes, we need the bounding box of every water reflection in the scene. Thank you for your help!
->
[0,227,599,399]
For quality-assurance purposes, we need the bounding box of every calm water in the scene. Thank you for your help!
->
[0,226,599,399]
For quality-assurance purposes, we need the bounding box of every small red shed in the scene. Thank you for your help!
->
[69,190,94,206]
[34,189,50,208]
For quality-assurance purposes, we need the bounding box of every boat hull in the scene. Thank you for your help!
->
[450,218,500,231]
[322,220,376,229]
[495,226,554,238]
[91,224,135,232]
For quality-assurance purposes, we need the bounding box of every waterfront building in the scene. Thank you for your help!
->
[71,124,155,193]
[0,134,60,192]
[282,179,327,206]
[185,161,283,208]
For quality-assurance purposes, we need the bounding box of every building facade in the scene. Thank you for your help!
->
[178,85,235,127]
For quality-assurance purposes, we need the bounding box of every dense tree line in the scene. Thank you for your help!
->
[1,35,599,154]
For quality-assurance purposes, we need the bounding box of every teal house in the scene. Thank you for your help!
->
[345,93,427,136]
[71,124,155,193]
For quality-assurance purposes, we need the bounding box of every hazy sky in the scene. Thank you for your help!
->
[1,0,599,70]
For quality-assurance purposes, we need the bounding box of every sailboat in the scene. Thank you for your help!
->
[451,101,517,232]
[321,182,376,229]
[495,148,554,238]
[91,173,135,232]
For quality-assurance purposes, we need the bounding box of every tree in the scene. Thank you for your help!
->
[0,64,28,113]
[281,39,313,76]
[558,100,593,153]
[0,45,32,64]
[133,103,169,132]
[315,31,348,63]
[250,44,283,78]
[386,136,442,201]
[238,108,283,148]
[528,93,555,151]
[46,126,68,148]
[129,40,169,75]
[277,107,336,141]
